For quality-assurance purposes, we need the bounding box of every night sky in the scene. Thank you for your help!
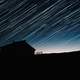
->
[0,0,80,53]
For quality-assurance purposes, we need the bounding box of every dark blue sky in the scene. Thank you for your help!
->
[0,0,80,53]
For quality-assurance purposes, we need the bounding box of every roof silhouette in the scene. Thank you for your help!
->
[0,41,35,56]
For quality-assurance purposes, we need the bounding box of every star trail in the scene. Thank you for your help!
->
[0,0,80,53]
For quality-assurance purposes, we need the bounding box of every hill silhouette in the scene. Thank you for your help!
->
[0,41,35,56]
[36,51,80,56]
[0,41,80,56]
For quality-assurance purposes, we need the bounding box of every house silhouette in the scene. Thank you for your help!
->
[0,41,35,56]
